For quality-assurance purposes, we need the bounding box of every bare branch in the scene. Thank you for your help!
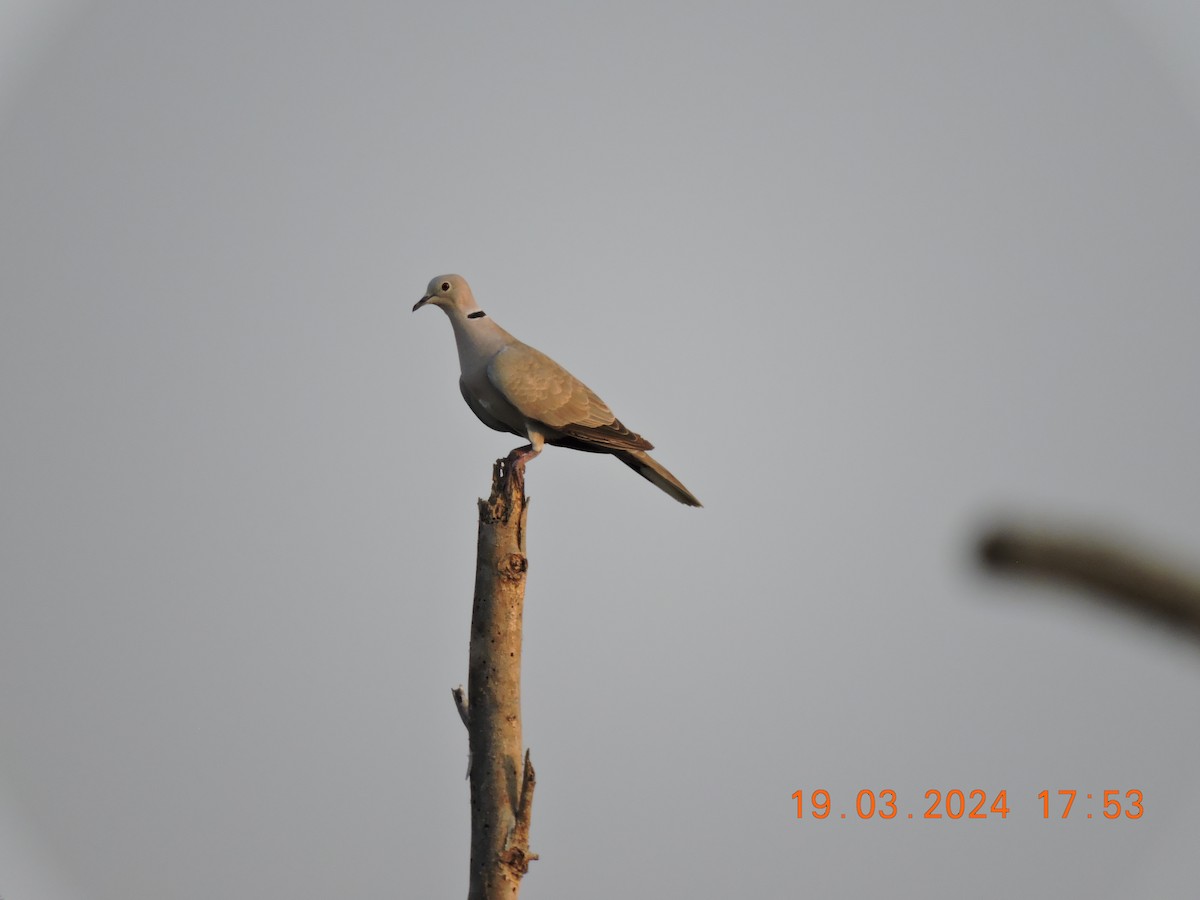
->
[465,458,535,898]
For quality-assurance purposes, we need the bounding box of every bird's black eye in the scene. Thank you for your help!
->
[441,282,450,291]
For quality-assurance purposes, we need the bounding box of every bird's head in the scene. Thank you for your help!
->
[413,274,479,314]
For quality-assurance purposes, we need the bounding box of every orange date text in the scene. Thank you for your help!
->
[791,788,1145,821]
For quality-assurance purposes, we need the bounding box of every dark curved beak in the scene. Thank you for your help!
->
[412,294,431,312]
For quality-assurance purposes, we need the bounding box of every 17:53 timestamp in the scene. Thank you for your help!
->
[1039,789,1143,819]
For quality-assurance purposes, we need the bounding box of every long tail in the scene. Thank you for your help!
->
[614,449,702,507]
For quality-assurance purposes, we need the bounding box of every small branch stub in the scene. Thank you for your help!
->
[452,686,470,729]
[452,686,471,779]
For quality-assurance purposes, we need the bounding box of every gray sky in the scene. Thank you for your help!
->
[3,2,1200,898]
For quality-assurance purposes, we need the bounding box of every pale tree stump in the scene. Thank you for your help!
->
[455,455,538,899]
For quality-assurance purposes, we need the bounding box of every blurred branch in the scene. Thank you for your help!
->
[978,524,1200,635]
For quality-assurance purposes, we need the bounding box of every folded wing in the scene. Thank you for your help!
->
[487,343,653,452]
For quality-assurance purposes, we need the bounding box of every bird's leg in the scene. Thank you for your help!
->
[506,430,545,472]
[506,444,539,469]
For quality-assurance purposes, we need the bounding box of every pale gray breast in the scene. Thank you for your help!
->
[459,368,525,436]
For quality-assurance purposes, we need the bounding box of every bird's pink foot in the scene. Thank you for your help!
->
[505,444,541,470]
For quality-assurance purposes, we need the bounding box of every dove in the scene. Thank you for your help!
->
[413,274,701,507]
